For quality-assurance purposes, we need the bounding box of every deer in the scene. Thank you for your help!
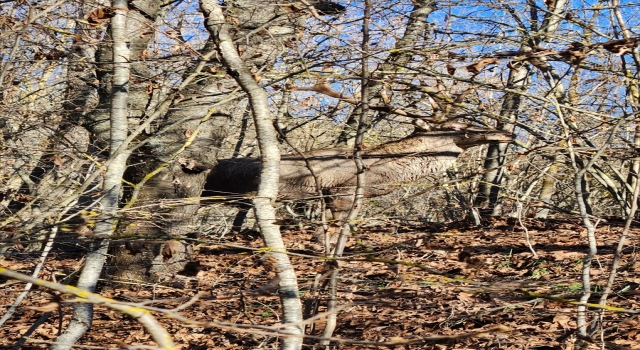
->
[202,119,513,232]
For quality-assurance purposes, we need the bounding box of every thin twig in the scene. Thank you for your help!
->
[0,225,59,327]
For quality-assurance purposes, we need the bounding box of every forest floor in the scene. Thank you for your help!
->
[1,217,640,349]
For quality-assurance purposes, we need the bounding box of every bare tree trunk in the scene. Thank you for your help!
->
[335,0,435,146]
[560,111,620,348]
[535,156,559,219]
[321,0,373,343]
[611,1,640,212]
[85,0,161,146]
[474,63,528,215]
[200,2,303,349]
[0,2,108,245]
[627,125,640,208]
[109,0,308,284]
[53,1,131,348]
[475,0,567,215]
[320,1,435,345]
[2,0,163,257]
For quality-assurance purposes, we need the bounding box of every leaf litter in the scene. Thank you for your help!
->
[1,217,639,349]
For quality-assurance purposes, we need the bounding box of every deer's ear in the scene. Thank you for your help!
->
[412,118,432,132]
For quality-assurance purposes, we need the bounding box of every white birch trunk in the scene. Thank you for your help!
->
[52,1,131,348]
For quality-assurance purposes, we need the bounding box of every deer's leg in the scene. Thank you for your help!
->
[326,189,355,222]
[311,190,354,249]
[230,207,249,232]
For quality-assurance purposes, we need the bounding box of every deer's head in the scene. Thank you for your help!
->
[413,119,513,149]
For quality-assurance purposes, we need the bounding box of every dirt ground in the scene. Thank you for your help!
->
[1,217,640,349]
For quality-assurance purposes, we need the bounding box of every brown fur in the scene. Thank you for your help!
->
[203,122,512,220]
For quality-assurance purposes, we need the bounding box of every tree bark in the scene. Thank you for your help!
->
[535,156,559,219]
[475,0,567,215]
[200,2,303,349]
[474,62,529,215]
[53,1,131,347]
[335,0,435,146]
[109,0,307,287]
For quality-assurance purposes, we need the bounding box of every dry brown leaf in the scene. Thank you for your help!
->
[446,62,456,75]
[553,314,572,330]
[380,83,393,104]
[279,5,301,13]
[388,336,409,344]
[86,7,117,27]
[457,292,476,304]
[0,15,16,27]
[27,301,60,312]
[448,51,465,60]
[173,92,185,104]
[602,38,640,56]
[139,49,150,60]
[465,58,498,74]
[560,45,588,65]
[51,156,65,166]
[75,224,94,237]
[162,240,186,260]
[527,57,552,71]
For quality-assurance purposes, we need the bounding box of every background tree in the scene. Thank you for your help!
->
[3,0,640,349]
